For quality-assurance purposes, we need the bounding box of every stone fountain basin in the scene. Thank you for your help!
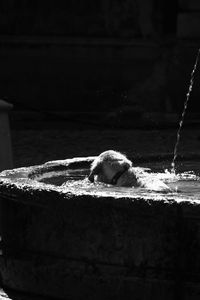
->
[0,155,200,300]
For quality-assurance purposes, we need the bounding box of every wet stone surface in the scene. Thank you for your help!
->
[1,154,200,299]
[1,128,200,299]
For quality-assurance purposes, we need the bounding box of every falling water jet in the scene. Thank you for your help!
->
[171,48,200,173]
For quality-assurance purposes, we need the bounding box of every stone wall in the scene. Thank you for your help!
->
[0,1,200,114]
[0,0,177,38]
[0,39,199,114]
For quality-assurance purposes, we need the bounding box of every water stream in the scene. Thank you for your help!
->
[171,49,200,173]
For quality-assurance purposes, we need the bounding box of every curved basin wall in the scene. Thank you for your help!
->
[0,157,200,300]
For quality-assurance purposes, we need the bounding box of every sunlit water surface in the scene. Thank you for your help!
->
[38,161,200,201]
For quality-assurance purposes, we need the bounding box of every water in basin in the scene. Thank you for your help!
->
[36,160,200,201]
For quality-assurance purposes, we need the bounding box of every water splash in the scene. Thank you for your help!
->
[171,49,200,173]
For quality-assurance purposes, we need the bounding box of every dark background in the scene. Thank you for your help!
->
[0,0,200,126]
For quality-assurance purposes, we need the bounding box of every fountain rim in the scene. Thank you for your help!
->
[0,153,200,204]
